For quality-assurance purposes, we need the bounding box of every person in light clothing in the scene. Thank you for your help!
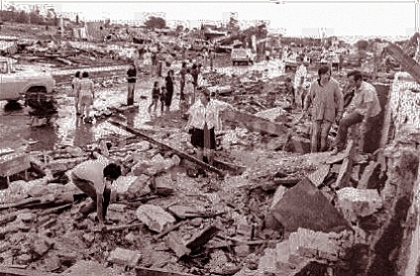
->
[294,56,308,109]
[78,72,95,121]
[303,65,344,153]
[185,89,223,165]
[71,71,82,115]
[332,70,381,155]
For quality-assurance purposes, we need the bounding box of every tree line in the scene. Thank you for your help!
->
[0,9,59,26]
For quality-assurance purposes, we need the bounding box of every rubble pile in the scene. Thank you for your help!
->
[2,23,420,275]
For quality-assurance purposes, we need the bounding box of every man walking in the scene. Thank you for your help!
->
[126,63,137,106]
[332,70,381,155]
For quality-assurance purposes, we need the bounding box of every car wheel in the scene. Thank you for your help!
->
[25,86,47,108]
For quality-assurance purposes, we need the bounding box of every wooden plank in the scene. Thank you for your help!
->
[385,43,420,84]
[0,153,31,177]
[222,109,288,136]
[0,198,41,211]
[0,266,59,276]
[108,120,226,176]
[212,159,246,175]
[135,266,196,276]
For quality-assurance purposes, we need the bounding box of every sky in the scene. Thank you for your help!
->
[4,0,419,39]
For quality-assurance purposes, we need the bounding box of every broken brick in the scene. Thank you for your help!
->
[107,247,141,266]
[136,204,176,233]
[82,233,95,245]
[18,212,36,223]
[336,187,383,223]
[164,232,191,258]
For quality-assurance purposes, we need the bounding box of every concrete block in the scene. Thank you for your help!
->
[136,204,176,233]
[164,232,191,258]
[336,188,383,222]
[132,161,151,176]
[17,212,35,223]
[154,173,174,196]
[168,205,200,219]
[126,174,151,198]
[112,175,138,196]
[82,233,95,245]
[171,154,181,166]
[107,247,141,266]
[269,178,350,233]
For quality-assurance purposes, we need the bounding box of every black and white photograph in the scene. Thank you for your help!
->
[0,0,420,275]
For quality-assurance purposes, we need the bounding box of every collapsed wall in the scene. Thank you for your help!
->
[366,72,420,276]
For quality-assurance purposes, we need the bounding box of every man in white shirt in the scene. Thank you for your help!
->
[71,156,121,227]
[294,56,308,109]
[332,70,381,155]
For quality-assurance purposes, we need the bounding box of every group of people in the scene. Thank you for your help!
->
[71,71,95,123]
[148,69,175,114]
[297,63,381,156]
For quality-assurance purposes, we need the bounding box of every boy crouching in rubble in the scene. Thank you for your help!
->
[71,154,121,227]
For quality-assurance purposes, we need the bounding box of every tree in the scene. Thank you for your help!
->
[143,16,166,29]
[76,14,79,24]
[17,11,29,23]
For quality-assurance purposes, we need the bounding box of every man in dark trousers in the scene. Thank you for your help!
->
[126,63,137,106]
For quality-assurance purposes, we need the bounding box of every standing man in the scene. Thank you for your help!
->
[126,63,137,106]
[294,56,308,109]
[71,155,122,226]
[179,62,187,101]
[303,65,343,152]
[332,70,381,155]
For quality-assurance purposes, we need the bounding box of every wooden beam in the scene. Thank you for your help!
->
[108,120,226,176]
[222,109,289,136]
[134,266,196,276]
[385,43,420,84]
[0,266,59,276]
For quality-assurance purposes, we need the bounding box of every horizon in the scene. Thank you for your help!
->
[2,0,418,39]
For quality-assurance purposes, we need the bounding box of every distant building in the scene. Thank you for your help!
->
[85,21,108,41]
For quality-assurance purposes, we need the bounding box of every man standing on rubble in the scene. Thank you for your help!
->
[294,56,307,109]
[126,63,137,106]
[331,70,381,155]
[71,155,121,227]
[303,65,343,152]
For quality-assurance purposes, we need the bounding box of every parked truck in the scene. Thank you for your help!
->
[0,57,56,105]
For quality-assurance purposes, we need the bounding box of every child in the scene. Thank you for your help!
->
[160,85,167,114]
[148,81,160,114]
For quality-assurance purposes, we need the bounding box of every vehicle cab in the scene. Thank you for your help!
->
[0,57,56,103]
